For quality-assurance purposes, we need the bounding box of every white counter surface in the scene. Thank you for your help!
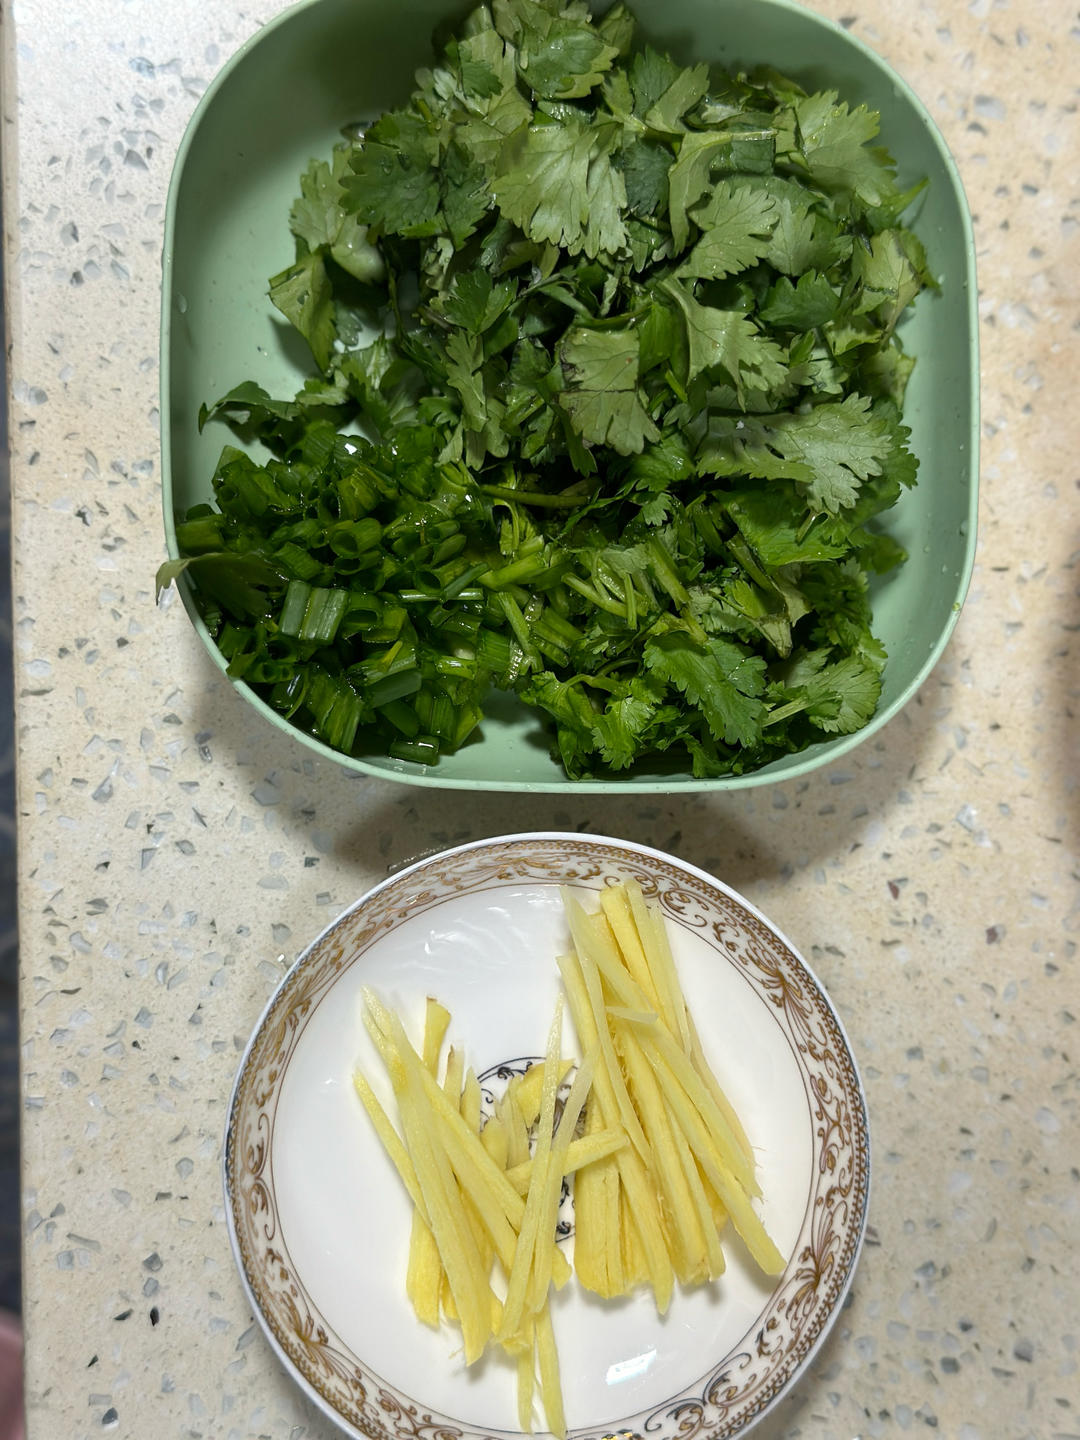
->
[3,0,1077,1436]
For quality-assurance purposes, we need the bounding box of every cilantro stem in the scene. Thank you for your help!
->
[480,484,588,510]
[480,540,556,591]
[664,368,689,405]
[570,673,620,694]
[763,698,809,728]
[728,536,774,592]
[495,592,542,669]
[644,538,690,608]
[563,575,627,618]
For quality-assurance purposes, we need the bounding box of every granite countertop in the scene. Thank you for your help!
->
[3,0,1077,1436]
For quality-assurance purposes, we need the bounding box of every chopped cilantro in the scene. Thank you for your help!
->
[162,0,932,779]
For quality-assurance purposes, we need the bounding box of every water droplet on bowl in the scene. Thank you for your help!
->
[176,294,188,314]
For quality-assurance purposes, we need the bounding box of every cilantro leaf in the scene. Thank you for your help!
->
[290,157,344,252]
[444,330,488,430]
[522,19,621,98]
[591,676,664,768]
[792,91,899,208]
[494,117,589,246]
[856,342,916,404]
[851,228,923,335]
[440,270,519,334]
[494,114,627,256]
[781,650,882,734]
[726,175,853,276]
[439,142,494,248]
[492,0,621,98]
[344,111,442,238]
[758,270,840,329]
[471,91,540,167]
[268,252,336,372]
[662,278,788,399]
[642,63,710,134]
[519,671,600,779]
[619,136,672,217]
[597,3,635,56]
[700,395,901,513]
[626,431,697,492]
[667,131,731,253]
[677,180,777,280]
[629,45,683,117]
[557,323,660,454]
[782,398,902,512]
[583,129,630,256]
[725,484,849,566]
[644,629,768,748]
[287,146,385,284]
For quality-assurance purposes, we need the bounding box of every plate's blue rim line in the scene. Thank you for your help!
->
[159,0,979,795]
[221,830,872,1439]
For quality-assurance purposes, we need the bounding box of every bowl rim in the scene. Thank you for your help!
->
[159,0,980,794]
[222,829,872,1439]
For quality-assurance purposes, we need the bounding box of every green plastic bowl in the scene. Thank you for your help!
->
[161,0,978,793]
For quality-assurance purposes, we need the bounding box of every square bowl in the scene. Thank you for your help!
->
[161,0,978,793]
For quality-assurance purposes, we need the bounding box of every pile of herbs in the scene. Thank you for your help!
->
[161,0,934,779]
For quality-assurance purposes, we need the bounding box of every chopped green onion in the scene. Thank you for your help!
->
[339,592,383,636]
[430,610,483,643]
[479,537,555,591]
[430,533,467,567]
[475,627,514,674]
[329,517,383,557]
[274,542,326,582]
[174,515,227,553]
[352,636,417,681]
[563,574,626,617]
[305,668,366,752]
[388,734,440,765]
[367,667,422,707]
[278,517,324,548]
[414,555,476,595]
[338,465,383,518]
[270,671,308,719]
[365,603,408,644]
[427,652,476,681]
[378,699,421,736]
[415,687,459,744]
[279,581,350,643]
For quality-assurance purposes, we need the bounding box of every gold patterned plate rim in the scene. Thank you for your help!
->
[223,832,870,1440]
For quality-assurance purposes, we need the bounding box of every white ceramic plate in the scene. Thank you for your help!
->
[224,834,870,1439]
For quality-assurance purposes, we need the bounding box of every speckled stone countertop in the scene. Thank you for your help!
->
[3,0,1078,1436]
